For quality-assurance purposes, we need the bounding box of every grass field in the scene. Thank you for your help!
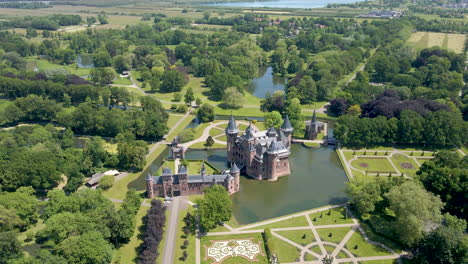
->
[406,32,466,53]
[174,207,196,264]
[350,158,396,173]
[26,58,91,76]
[275,229,315,246]
[309,207,354,226]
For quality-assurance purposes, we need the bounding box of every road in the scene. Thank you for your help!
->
[161,196,188,264]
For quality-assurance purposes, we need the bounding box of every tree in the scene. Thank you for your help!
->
[398,110,424,144]
[205,71,242,99]
[97,14,108,24]
[0,187,38,228]
[113,55,130,74]
[385,182,444,246]
[117,140,148,170]
[99,175,114,190]
[0,231,21,263]
[161,70,186,92]
[198,185,232,231]
[264,111,283,130]
[84,136,107,167]
[411,214,468,264]
[205,136,214,147]
[93,50,112,67]
[149,77,160,92]
[90,67,115,86]
[138,199,166,264]
[347,105,361,116]
[184,87,195,104]
[197,104,214,123]
[285,98,305,132]
[329,98,349,116]
[222,87,244,109]
[58,231,113,264]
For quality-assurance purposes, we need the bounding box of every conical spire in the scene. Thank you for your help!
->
[201,162,207,175]
[146,174,152,181]
[311,109,317,123]
[281,115,293,132]
[230,162,240,174]
[267,140,278,153]
[225,115,239,134]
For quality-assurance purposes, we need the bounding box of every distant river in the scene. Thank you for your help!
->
[204,0,364,9]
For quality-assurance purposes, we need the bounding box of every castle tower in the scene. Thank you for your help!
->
[266,141,279,181]
[161,167,173,197]
[307,109,321,140]
[230,162,241,192]
[177,165,188,196]
[225,116,239,163]
[280,115,294,147]
[145,174,154,199]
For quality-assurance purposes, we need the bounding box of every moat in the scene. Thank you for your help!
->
[130,144,348,225]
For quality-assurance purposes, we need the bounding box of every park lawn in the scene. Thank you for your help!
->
[303,142,320,148]
[316,227,352,244]
[213,105,264,117]
[209,127,225,137]
[275,229,315,246]
[112,77,133,85]
[200,233,268,264]
[361,260,398,264]
[350,158,396,173]
[186,160,216,175]
[130,70,143,87]
[309,207,354,226]
[390,154,420,176]
[167,114,184,128]
[192,122,211,140]
[174,208,196,264]
[300,101,328,110]
[190,141,226,149]
[216,135,227,142]
[113,204,149,264]
[167,115,195,142]
[244,215,309,230]
[344,231,393,257]
[269,235,302,263]
[28,58,91,76]
[406,31,466,53]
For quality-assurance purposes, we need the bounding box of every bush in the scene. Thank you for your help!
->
[263,228,275,261]
[176,104,188,113]
[179,128,196,143]
[99,175,114,190]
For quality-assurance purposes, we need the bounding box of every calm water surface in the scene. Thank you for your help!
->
[205,0,364,8]
[247,66,286,99]
[132,144,348,225]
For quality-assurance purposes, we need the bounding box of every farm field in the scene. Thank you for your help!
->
[406,32,466,53]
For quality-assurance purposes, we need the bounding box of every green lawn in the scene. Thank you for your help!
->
[113,204,149,264]
[167,114,184,128]
[309,207,354,226]
[275,229,315,246]
[190,141,226,149]
[390,154,419,176]
[316,227,352,244]
[209,127,225,137]
[269,235,301,263]
[28,58,91,76]
[303,142,320,148]
[174,208,196,264]
[244,215,309,230]
[350,158,396,173]
[113,77,133,85]
[344,231,392,257]
[200,233,268,264]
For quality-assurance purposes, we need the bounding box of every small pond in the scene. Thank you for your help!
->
[77,54,94,68]
[247,66,286,99]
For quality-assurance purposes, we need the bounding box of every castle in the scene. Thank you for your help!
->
[226,116,293,181]
[146,162,240,198]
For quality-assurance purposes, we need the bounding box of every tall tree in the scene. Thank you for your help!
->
[198,185,232,231]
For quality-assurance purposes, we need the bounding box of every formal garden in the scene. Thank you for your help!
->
[197,205,402,264]
[338,148,437,179]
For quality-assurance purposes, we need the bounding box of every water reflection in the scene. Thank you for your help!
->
[247,66,286,99]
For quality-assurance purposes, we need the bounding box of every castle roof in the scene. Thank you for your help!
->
[242,124,255,140]
[281,115,294,132]
[162,167,172,175]
[230,163,240,173]
[267,139,289,155]
[178,165,187,174]
[267,127,277,135]
[225,116,239,134]
[146,174,152,181]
